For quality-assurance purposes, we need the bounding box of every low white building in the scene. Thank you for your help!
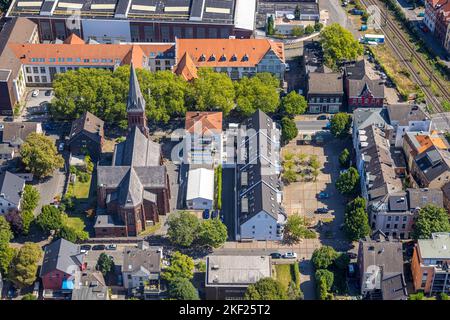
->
[186,168,214,210]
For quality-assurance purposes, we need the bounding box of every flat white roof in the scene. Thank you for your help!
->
[233,0,256,31]
[186,167,214,201]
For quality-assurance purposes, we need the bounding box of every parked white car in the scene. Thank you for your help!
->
[282,252,298,259]
[31,89,39,97]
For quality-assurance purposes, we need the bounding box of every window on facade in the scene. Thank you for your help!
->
[197,27,205,38]
[394,224,398,229]
[34,76,40,82]
[33,67,39,73]
[185,27,193,38]
[386,224,390,229]
[395,216,399,221]
[387,216,392,221]
[143,25,154,42]
[165,60,170,66]
[161,26,170,42]
[25,67,31,73]
[27,76,32,82]
[130,24,140,42]
[41,76,47,83]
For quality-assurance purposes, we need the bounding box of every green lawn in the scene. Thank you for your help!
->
[275,264,293,289]
[138,222,161,237]
[68,176,91,199]
[63,214,86,233]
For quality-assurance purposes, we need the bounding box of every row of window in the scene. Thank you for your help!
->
[309,97,342,103]
[31,57,118,64]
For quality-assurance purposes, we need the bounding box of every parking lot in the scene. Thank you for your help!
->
[17,87,53,122]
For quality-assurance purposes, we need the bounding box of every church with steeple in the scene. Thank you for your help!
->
[95,63,170,238]
[127,63,149,137]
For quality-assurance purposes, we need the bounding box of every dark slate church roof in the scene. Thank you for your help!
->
[126,62,146,113]
[69,111,104,145]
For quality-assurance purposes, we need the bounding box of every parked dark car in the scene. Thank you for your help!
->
[80,245,91,252]
[315,207,329,214]
[317,115,327,120]
[202,209,210,219]
[347,252,357,259]
[44,90,52,96]
[7,287,18,299]
[316,192,329,199]
[270,252,282,259]
[92,245,106,251]
[212,210,219,219]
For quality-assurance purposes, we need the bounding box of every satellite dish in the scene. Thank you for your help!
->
[286,14,295,20]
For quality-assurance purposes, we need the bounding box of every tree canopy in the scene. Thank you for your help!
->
[21,185,40,212]
[161,252,195,282]
[330,113,352,138]
[320,23,364,70]
[311,246,339,269]
[336,167,360,195]
[284,215,317,243]
[235,73,280,116]
[0,216,15,275]
[8,242,42,288]
[187,68,235,116]
[167,277,200,300]
[166,211,200,247]
[0,215,13,244]
[244,278,288,300]
[36,205,63,235]
[197,218,228,248]
[281,117,298,144]
[344,197,371,241]
[96,253,115,276]
[339,148,350,168]
[20,133,64,179]
[281,91,307,117]
[412,205,450,239]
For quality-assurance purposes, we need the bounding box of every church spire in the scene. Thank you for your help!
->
[127,63,148,136]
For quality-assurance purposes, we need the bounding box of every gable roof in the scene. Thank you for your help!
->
[0,121,41,146]
[40,238,83,277]
[175,38,285,69]
[69,111,104,144]
[386,104,429,126]
[353,108,389,130]
[174,52,198,81]
[308,72,344,95]
[64,33,85,45]
[185,111,223,134]
[186,168,214,201]
[348,76,385,98]
[0,171,25,206]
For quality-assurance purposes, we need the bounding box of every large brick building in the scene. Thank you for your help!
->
[95,64,170,237]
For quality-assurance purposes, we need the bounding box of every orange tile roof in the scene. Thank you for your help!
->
[8,42,175,69]
[175,38,285,69]
[185,111,223,134]
[64,33,85,45]
[174,52,198,81]
[415,133,448,154]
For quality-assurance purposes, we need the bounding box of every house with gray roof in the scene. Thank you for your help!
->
[412,146,450,189]
[235,110,286,241]
[71,271,109,300]
[357,231,407,300]
[306,72,344,113]
[0,170,25,214]
[386,104,431,148]
[96,65,170,237]
[344,59,385,111]
[122,241,163,299]
[68,111,104,160]
[40,238,86,294]
[205,255,271,300]
[369,188,443,239]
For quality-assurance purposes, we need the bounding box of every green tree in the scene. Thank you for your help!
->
[96,253,115,276]
[284,215,317,243]
[235,73,280,116]
[412,205,450,240]
[334,253,350,271]
[311,246,339,269]
[197,218,228,248]
[167,277,200,300]
[339,148,350,168]
[282,169,298,184]
[281,117,298,143]
[0,0,11,11]
[21,210,35,235]
[320,23,364,70]
[330,112,352,138]
[316,269,334,300]
[336,167,360,195]
[344,197,370,241]
[8,242,42,288]
[161,252,195,282]
[291,26,305,37]
[314,22,324,32]
[409,292,424,300]
[438,292,449,300]
[267,15,275,35]
[166,211,200,247]
[281,91,307,117]
[305,25,315,35]
[21,293,37,300]
[245,278,288,300]
[20,133,64,179]
[36,205,63,235]
[187,68,235,116]
[0,244,16,275]
[21,185,40,212]
[0,215,13,244]
[56,225,80,243]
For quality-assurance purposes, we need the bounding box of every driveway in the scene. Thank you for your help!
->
[221,167,236,241]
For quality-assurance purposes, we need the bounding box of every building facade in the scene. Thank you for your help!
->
[306,72,344,113]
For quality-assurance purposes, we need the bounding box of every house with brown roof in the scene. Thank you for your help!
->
[68,111,104,160]
[174,38,286,81]
[306,72,344,113]
[184,111,223,166]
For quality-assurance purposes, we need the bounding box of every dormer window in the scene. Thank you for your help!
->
[231,54,237,61]
[199,54,206,62]
[242,54,249,61]
[209,54,216,61]
[220,54,226,62]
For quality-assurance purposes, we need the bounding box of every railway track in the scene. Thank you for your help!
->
[361,0,450,113]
